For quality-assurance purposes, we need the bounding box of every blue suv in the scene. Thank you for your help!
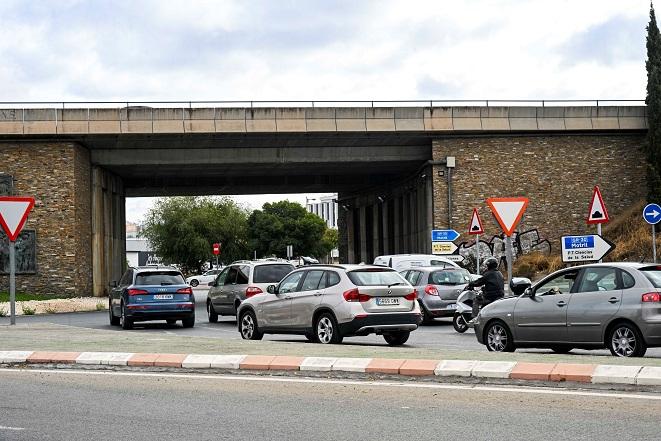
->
[109,266,195,330]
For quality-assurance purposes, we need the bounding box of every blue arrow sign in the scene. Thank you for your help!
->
[643,203,661,225]
[431,229,460,242]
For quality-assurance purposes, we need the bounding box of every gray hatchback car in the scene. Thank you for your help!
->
[236,264,421,346]
[400,267,472,324]
[474,262,661,357]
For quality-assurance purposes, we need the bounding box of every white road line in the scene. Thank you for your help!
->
[0,426,25,431]
[1,367,660,401]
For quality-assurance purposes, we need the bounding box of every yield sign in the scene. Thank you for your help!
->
[468,208,484,235]
[586,186,609,224]
[0,197,35,242]
[486,197,529,237]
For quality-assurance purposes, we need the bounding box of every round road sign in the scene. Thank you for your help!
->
[643,203,661,225]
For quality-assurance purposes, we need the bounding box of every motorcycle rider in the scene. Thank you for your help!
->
[467,257,504,319]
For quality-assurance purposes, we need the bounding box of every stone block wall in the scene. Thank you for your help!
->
[432,135,647,248]
[0,142,92,295]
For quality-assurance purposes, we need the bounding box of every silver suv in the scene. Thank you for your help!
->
[236,264,420,346]
[206,260,295,321]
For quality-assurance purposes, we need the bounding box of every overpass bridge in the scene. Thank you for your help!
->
[0,101,648,296]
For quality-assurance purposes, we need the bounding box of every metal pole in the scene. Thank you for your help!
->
[476,234,480,275]
[9,241,16,325]
[505,236,513,295]
[597,223,602,263]
[653,225,657,264]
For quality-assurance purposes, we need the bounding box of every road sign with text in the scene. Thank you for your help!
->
[431,229,460,242]
[561,234,614,262]
[431,242,458,255]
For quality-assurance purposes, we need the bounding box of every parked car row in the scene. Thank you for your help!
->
[108,256,661,357]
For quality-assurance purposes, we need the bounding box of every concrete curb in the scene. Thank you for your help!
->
[2,350,660,386]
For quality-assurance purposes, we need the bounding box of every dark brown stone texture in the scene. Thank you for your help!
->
[432,134,646,246]
[0,142,91,295]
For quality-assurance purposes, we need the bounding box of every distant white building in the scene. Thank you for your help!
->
[306,194,338,229]
[306,194,339,262]
[126,238,161,267]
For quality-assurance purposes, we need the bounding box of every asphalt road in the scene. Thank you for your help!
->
[1,368,660,441]
[3,288,661,358]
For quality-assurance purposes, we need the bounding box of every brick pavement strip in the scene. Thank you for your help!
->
[3,349,661,387]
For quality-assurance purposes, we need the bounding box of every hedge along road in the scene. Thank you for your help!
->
[2,289,661,364]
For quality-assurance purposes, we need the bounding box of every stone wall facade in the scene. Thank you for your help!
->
[432,134,647,248]
[0,142,92,295]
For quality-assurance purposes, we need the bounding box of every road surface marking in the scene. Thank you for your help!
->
[0,426,25,431]
[1,367,660,401]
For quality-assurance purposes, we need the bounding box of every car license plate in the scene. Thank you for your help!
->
[447,303,457,309]
[376,297,400,306]
[153,294,173,300]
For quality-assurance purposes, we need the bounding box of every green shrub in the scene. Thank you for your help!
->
[21,305,36,315]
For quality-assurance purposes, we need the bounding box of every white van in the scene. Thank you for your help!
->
[373,254,460,272]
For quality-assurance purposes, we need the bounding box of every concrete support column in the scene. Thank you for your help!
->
[382,200,390,255]
[393,197,401,254]
[372,204,380,258]
[409,191,416,253]
[92,167,125,297]
[425,171,433,254]
[345,207,355,263]
[359,206,368,264]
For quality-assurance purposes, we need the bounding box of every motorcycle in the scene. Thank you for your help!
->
[452,277,532,333]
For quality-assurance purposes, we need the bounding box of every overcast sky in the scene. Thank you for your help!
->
[0,0,651,222]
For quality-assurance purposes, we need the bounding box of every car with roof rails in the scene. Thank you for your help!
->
[206,259,295,321]
[236,264,421,345]
[108,266,195,330]
[474,262,661,357]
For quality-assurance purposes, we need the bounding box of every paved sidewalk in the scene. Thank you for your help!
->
[2,350,661,387]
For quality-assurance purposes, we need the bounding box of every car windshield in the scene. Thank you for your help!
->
[135,272,185,286]
[253,264,295,283]
[429,269,470,285]
[347,269,405,286]
[640,266,661,288]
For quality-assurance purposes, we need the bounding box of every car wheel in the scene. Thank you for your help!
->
[109,299,120,326]
[608,323,647,357]
[190,279,199,287]
[315,313,343,344]
[418,301,433,325]
[120,302,133,330]
[239,310,263,340]
[550,346,573,354]
[485,321,515,352]
[452,313,468,333]
[166,319,177,326]
[383,331,410,346]
[182,314,195,328]
[207,301,218,323]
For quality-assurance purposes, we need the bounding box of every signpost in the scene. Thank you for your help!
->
[212,242,220,268]
[430,229,460,257]
[286,245,293,260]
[561,234,614,263]
[467,208,484,274]
[586,186,610,263]
[0,197,35,325]
[643,203,661,263]
[486,197,529,293]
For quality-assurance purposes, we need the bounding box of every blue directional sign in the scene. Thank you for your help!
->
[561,234,614,263]
[643,203,661,225]
[431,229,460,242]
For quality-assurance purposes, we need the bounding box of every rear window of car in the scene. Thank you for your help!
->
[253,264,295,283]
[347,269,406,286]
[134,271,184,286]
[429,269,471,285]
[640,266,661,288]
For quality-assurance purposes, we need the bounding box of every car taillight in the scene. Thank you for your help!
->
[642,292,661,302]
[127,289,148,296]
[424,285,439,296]
[403,291,417,301]
[343,288,371,302]
[177,287,193,295]
[246,286,263,298]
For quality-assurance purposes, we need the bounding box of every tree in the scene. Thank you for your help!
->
[142,196,249,273]
[247,201,328,258]
[646,3,661,202]
[319,228,338,260]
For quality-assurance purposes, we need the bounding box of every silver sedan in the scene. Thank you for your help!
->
[473,262,661,357]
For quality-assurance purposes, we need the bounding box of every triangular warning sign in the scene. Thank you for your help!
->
[486,197,529,237]
[468,208,484,235]
[586,186,609,224]
[0,197,35,242]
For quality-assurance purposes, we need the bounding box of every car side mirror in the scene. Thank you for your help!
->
[267,284,277,294]
[524,287,535,298]
[109,281,117,288]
